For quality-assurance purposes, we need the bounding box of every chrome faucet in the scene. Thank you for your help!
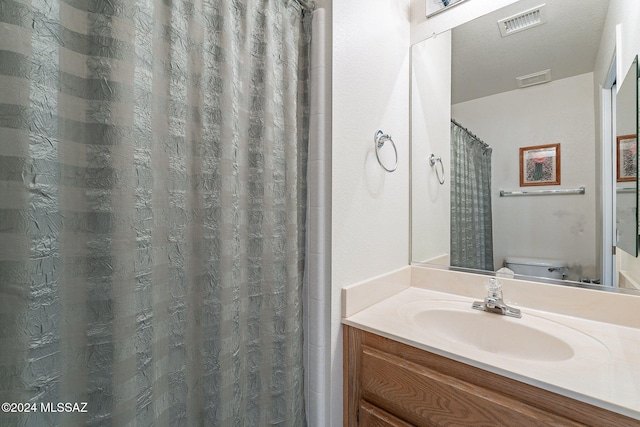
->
[472,278,522,318]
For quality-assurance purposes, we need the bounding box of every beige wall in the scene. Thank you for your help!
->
[331,0,411,424]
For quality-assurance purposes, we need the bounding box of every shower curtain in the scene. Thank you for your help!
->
[0,0,310,425]
[450,121,494,271]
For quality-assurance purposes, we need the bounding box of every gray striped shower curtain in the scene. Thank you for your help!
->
[450,121,494,271]
[0,0,310,425]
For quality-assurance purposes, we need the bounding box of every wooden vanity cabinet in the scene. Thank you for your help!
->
[343,325,638,427]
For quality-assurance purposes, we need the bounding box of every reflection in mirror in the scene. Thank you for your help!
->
[411,0,640,291]
[615,56,638,256]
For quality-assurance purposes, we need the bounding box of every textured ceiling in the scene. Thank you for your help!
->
[452,0,610,104]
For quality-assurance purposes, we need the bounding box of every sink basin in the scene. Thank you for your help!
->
[414,308,574,361]
[401,300,609,363]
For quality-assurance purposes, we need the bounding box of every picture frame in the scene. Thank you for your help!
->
[519,143,560,187]
[616,134,637,182]
[426,0,469,18]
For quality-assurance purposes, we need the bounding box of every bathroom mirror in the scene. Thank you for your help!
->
[411,0,640,291]
[615,55,639,256]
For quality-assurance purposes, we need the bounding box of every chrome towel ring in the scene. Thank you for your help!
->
[374,130,398,172]
[429,154,445,185]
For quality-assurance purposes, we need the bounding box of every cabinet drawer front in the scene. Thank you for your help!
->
[359,400,415,427]
[361,345,583,427]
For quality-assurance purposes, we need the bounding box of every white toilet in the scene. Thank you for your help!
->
[504,256,568,280]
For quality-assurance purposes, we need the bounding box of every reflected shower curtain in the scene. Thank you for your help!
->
[0,0,310,425]
[450,121,494,271]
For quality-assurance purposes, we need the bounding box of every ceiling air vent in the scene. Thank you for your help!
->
[516,69,552,88]
[498,4,547,37]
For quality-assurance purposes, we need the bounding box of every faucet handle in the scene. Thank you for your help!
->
[473,278,522,318]
[486,278,503,299]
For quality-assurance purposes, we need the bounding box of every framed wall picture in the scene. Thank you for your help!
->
[519,143,560,187]
[616,134,637,182]
[426,0,469,18]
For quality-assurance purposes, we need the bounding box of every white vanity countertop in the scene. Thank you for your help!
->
[342,265,640,420]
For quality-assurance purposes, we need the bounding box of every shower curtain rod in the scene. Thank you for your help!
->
[451,118,491,149]
[296,0,317,10]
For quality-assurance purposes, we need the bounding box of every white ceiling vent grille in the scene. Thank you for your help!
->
[516,69,552,88]
[498,4,547,37]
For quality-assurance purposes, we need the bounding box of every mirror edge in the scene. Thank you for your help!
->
[629,54,639,257]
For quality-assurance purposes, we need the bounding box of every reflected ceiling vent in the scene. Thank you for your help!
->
[498,4,547,37]
[516,69,552,88]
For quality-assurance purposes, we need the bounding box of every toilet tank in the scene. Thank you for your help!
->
[504,256,568,280]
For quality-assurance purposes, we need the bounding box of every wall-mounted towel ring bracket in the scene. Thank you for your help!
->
[429,154,445,184]
[374,130,398,172]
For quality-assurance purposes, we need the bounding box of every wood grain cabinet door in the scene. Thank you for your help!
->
[358,400,414,427]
